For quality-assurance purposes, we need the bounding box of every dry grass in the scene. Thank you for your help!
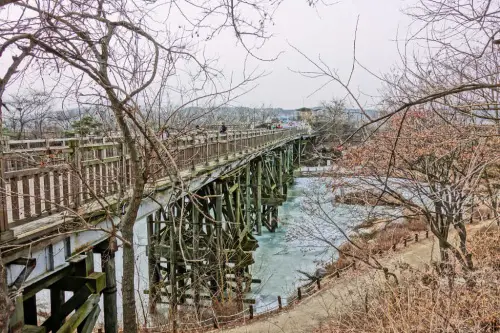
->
[326,224,415,274]
[405,219,428,232]
[316,226,500,333]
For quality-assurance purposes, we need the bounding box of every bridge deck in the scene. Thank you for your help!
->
[0,129,310,260]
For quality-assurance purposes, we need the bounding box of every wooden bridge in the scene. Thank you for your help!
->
[0,128,313,333]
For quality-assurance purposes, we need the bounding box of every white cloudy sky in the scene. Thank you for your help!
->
[207,0,413,109]
[1,0,414,111]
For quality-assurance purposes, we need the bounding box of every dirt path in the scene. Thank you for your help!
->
[218,223,490,333]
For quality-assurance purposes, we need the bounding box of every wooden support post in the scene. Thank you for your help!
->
[277,296,282,310]
[415,233,419,242]
[9,295,24,332]
[316,279,321,290]
[101,249,118,333]
[245,164,251,228]
[256,160,262,235]
[277,150,283,196]
[404,238,407,247]
[191,202,201,317]
[426,230,429,238]
[297,287,302,300]
[169,206,177,318]
[297,139,301,166]
[235,178,241,227]
[177,265,186,304]
[147,214,159,314]
[50,289,65,330]
[249,305,254,319]
[23,295,37,325]
[215,182,224,295]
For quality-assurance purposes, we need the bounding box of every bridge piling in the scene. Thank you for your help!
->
[101,248,118,333]
[256,160,263,235]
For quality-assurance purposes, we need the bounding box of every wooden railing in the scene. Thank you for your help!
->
[0,128,306,229]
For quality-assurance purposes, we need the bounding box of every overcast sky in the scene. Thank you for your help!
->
[207,0,413,109]
[1,0,414,112]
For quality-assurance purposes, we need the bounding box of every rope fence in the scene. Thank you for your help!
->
[144,229,431,332]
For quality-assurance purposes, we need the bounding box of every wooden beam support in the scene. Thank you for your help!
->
[55,294,100,333]
[229,183,239,193]
[77,304,100,333]
[42,285,92,331]
[52,272,106,293]
[74,250,94,277]
[23,265,74,300]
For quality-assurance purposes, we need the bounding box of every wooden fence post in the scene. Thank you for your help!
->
[297,287,302,300]
[277,296,282,310]
[233,131,237,153]
[249,305,254,319]
[205,133,210,166]
[239,131,243,153]
[216,132,220,162]
[404,238,407,247]
[245,130,249,153]
[0,137,12,241]
[415,233,419,242]
[316,279,321,290]
[426,230,429,238]
[119,141,127,187]
[70,139,82,212]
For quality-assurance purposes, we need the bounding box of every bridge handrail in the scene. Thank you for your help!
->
[0,128,308,230]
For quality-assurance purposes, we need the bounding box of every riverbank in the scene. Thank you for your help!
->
[213,220,494,333]
[314,221,500,333]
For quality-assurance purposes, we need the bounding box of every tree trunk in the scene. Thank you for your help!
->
[109,105,145,333]
[455,221,473,270]
[122,222,137,333]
